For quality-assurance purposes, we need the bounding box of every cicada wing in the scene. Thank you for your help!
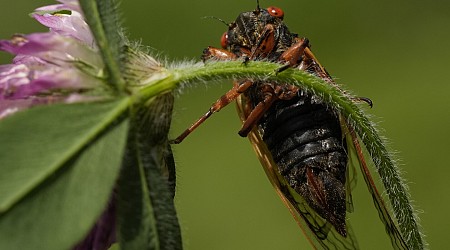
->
[345,154,356,213]
[236,95,359,249]
[340,116,409,250]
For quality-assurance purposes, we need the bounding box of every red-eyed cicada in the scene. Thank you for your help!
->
[173,2,410,249]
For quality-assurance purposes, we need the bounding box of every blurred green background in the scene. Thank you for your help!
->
[1,0,449,249]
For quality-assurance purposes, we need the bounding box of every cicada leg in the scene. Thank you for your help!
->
[171,80,254,144]
[201,46,237,61]
[238,83,300,137]
[238,91,277,137]
[276,37,310,73]
[352,96,373,108]
[249,24,277,59]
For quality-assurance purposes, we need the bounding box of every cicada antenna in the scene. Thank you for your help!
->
[254,0,262,14]
[202,16,229,27]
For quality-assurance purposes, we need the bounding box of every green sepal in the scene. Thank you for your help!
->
[117,93,182,250]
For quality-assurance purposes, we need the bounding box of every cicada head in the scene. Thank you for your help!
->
[223,6,295,58]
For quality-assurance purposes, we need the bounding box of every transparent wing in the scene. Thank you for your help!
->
[236,96,359,249]
[340,116,409,250]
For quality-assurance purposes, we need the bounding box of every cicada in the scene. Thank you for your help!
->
[173,1,409,249]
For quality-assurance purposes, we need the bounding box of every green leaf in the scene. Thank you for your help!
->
[0,98,129,211]
[118,94,182,250]
[79,0,125,91]
[0,98,129,250]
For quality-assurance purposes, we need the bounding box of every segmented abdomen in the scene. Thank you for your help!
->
[257,91,348,234]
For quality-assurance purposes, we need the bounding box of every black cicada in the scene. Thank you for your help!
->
[173,2,409,249]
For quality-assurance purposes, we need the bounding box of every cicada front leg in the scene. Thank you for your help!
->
[276,37,310,73]
[201,46,237,61]
[249,24,277,59]
[238,83,299,137]
[171,80,254,144]
[238,86,277,137]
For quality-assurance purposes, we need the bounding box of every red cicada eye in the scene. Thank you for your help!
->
[220,32,228,49]
[267,6,284,19]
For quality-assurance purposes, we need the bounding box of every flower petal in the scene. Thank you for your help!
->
[32,10,94,46]
[0,97,61,119]
[35,1,82,14]
[0,60,101,100]
[0,0,109,120]
[0,33,102,68]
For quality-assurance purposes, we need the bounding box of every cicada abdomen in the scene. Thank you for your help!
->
[251,85,349,234]
[235,91,360,249]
